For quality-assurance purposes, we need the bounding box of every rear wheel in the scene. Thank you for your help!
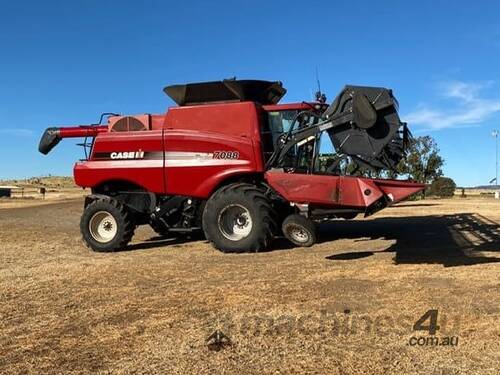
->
[202,183,276,253]
[80,198,135,252]
[282,214,317,247]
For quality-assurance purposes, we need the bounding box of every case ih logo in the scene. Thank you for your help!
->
[110,150,145,159]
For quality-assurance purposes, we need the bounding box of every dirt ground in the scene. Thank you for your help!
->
[0,197,499,374]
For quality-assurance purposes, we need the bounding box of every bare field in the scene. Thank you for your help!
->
[0,176,84,209]
[0,198,499,374]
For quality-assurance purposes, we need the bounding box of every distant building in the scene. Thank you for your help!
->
[0,185,21,198]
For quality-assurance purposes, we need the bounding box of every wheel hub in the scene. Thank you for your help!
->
[218,204,253,241]
[89,211,118,243]
[289,225,310,243]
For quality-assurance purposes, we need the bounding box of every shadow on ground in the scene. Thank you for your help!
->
[128,212,499,267]
[125,236,195,251]
[323,213,500,267]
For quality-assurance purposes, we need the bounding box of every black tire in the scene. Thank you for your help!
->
[202,183,276,253]
[80,198,135,252]
[282,214,317,247]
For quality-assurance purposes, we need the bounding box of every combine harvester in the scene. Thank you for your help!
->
[39,79,424,252]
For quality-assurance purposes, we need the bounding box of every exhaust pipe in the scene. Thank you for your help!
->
[38,126,108,154]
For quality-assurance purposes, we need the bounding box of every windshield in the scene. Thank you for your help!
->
[265,110,322,148]
[270,129,362,176]
[267,110,297,146]
[262,108,325,164]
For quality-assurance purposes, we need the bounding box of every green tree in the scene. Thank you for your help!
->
[395,136,444,186]
[429,177,456,197]
[339,136,445,193]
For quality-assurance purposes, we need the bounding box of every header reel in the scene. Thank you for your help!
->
[269,85,411,172]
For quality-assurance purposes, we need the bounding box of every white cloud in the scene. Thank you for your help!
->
[0,128,35,137]
[404,80,500,130]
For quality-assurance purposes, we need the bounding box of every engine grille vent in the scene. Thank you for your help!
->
[109,115,150,132]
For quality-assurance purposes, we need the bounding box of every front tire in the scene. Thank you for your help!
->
[202,183,276,253]
[282,214,317,247]
[80,198,135,252]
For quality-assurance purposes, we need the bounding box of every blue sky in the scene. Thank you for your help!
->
[1,0,499,186]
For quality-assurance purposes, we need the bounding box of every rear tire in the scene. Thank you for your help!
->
[80,198,135,252]
[282,214,317,247]
[202,183,276,253]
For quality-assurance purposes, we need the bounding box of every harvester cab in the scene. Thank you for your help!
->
[39,79,425,253]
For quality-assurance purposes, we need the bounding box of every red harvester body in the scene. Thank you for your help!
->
[39,79,424,252]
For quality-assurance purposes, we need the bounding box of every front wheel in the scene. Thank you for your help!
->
[80,198,135,252]
[202,183,276,253]
[282,214,317,247]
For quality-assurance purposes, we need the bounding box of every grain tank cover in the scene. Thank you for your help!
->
[164,79,286,106]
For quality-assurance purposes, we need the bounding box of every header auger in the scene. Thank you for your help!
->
[39,79,424,253]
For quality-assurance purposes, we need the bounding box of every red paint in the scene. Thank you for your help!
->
[75,130,165,193]
[59,125,107,138]
[163,129,261,197]
[262,102,326,111]
[58,99,424,208]
[264,171,423,208]
[164,101,262,139]
[372,179,426,203]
